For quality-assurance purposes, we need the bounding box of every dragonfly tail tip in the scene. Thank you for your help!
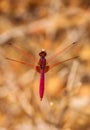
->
[40,97,43,101]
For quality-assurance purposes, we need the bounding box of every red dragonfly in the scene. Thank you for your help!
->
[6,42,78,100]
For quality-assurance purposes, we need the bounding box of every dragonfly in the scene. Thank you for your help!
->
[5,42,78,100]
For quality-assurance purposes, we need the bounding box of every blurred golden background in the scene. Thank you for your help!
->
[0,0,90,130]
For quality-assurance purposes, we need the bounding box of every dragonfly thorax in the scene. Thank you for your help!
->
[39,50,47,69]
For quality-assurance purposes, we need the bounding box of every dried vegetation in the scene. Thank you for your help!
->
[0,0,90,130]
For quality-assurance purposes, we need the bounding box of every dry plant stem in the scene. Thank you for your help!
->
[0,49,34,117]
[66,60,79,93]
[0,9,89,45]
[63,111,79,129]
[57,61,79,128]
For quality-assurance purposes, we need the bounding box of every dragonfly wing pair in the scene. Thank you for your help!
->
[6,42,78,100]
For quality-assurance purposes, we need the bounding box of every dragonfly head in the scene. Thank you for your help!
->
[39,49,47,58]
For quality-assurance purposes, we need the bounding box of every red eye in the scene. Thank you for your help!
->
[39,51,47,57]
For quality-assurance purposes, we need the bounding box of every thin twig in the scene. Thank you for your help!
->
[0,10,89,45]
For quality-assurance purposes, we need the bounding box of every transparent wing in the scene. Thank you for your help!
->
[49,56,79,69]
[47,41,78,64]
[5,57,35,69]
[8,43,36,62]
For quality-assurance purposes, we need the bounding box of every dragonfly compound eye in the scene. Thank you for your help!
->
[39,51,47,57]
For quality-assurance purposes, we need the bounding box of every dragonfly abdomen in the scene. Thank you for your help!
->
[39,69,45,100]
